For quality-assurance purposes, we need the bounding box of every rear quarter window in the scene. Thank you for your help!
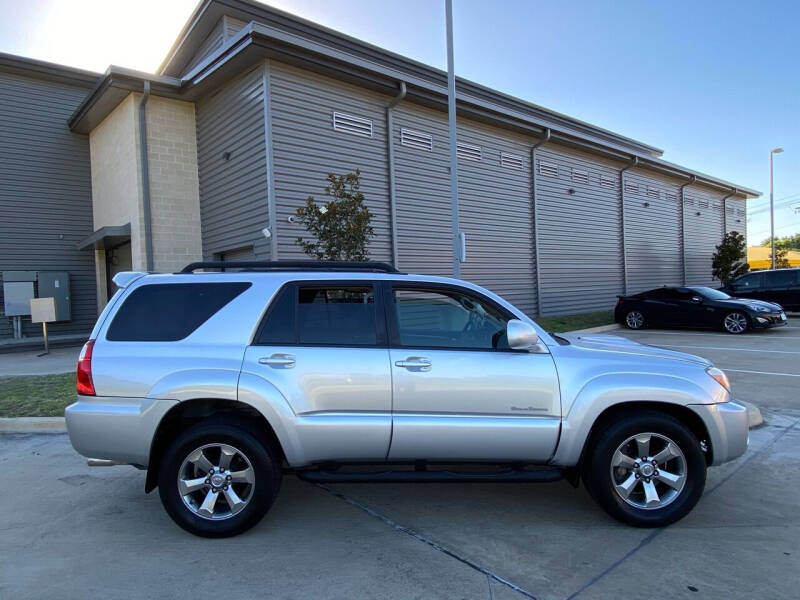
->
[106,282,251,341]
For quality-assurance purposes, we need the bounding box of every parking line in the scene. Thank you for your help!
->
[721,368,800,378]
[622,331,800,340]
[656,344,800,355]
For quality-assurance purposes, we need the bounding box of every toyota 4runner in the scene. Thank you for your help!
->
[66,261,748,537]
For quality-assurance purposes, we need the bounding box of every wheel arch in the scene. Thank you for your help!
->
[145,398,286,493]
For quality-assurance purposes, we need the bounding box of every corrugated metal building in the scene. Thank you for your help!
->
[0,0,757,345]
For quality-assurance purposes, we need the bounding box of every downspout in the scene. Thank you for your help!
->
[619,156,638,295]
[679,175,697,285]
[138,81,154,271]
[262,61,278,259]
[531,128,551,316]
[721,188,738,236]
[385,81,407,268]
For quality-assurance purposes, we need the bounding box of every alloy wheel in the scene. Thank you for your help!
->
[724,312,748,334]
[610,432,687,510]
[177,443,255,520]
[625,311,645,329]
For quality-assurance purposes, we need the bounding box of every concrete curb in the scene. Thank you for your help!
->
[0,417,66,434]
[567,323,621,335]
[737,400,764,429]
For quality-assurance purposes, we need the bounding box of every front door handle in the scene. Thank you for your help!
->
[259,353,296,368]
[395,356,431,371]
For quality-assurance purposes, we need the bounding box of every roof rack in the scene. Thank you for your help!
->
[179,260,403,274]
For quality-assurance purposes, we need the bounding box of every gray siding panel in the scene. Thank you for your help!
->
[184,18,226,75]
[725,197,747,236]
[393,103,452,276]
[536,146,624,315]
[456,121,536,316]
[270,63,391,262]
[196,64,269,259]
[684,186,725,286]
[624,170,683,294]
[0,70,96,339]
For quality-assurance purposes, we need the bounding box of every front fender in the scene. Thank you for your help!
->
[551,372,728,466]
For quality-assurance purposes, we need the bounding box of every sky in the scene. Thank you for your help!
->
[1,0,798,244]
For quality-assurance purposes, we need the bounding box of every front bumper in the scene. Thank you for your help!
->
[688,401,749,465]
[752,312,788,329]
[65,396,177,466]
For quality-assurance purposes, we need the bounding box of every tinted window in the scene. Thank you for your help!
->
[733,273,762,289]
[393,288,509,350]
[689,287,731,300]
[107,282,250,341]
[765,270,797,287]
[256,285,295,345]
[297,286,376,345]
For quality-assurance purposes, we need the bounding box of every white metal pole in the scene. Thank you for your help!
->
[445,0,461,278]
[770,151,775,269]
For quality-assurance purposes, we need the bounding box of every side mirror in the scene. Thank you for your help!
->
[507,319,539,350]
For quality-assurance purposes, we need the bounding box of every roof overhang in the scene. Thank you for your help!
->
[0,51,99,88]
[77,224,131,251]
[67,0,760,199]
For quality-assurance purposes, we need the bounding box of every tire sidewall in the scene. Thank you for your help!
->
[158,422,280,538]
[585,412,706,527]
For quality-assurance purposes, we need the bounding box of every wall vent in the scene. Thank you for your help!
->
[666,192,678,202]
[624,181,639,194]
[538,161,558,177]
[332,111,373,137]
[400,128,433,151]
[599,174,615,188]
[500,152,524,170]
[647,187,660,199]
[457,142,482,161]
[699,199,710,209]
[571,169,589,184]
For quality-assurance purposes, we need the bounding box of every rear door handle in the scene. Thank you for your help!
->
[259,353,296,368]
[395,357,431,371]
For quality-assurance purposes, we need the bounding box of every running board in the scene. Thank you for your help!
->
[296,468,564,484]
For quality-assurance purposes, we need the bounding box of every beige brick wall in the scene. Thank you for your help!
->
[89,94,145,270]
[145,96,202,273]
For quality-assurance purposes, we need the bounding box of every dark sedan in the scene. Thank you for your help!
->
[615,286,788,334]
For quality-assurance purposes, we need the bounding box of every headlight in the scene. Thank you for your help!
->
[706,366,730,391]
[755,306,770,313]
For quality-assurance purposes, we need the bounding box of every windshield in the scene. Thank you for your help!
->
[689,286,731,300]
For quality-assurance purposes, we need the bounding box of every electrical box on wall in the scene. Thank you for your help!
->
[2,271,37,316]
[37,272,71,321]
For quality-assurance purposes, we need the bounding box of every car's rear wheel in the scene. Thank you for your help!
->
[158,420,281,537]
[624,310,646,330]
[583,411,706,527]
[723,311,749,334]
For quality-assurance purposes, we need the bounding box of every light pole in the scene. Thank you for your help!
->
[445,0,461,277]
[769,147,783,269]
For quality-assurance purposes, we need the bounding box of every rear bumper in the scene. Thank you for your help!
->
[65,396,177,466]
[688,401,749,466]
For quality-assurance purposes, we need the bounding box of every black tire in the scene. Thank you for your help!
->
[158,419,282,538]
[624,310,646,330]
[722,311,749,334]
[582,411,706,527]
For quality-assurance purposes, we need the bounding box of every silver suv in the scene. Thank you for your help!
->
[66,261,748,537]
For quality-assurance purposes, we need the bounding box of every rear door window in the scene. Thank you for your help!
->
[106,282,251,341]
[764,270,797,288]
[256,284,379,346]
[733,272,763,290]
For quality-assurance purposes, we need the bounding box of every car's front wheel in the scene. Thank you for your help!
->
[723,311,749,334]
[583,411,706,527]
[158,419,281,537]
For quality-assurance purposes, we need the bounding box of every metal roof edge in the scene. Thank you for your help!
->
[0,51,100,87]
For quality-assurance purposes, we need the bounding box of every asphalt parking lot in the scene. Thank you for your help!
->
[1,320,798,600]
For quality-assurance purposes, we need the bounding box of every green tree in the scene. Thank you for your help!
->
[295,170,374,261]
[761,233,800,250]
[775,246,791,269]
[712,231,749,285]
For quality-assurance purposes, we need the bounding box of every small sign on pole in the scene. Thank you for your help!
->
[30,297,56,357]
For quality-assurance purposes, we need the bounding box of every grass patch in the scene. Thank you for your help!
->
[0,373,75,417]
[535,310,616,333]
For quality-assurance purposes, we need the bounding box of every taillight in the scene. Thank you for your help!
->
[76,340,96,396]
